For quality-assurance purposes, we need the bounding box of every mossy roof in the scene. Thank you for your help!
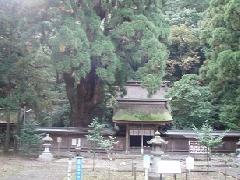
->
[113,110,172,122]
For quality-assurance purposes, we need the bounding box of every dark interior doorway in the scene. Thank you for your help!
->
[130,135,153,147]
[130,135,141,147]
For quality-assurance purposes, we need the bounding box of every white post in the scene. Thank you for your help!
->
[144,168,148,180]
[143,155,150,180]
[57,137,62,157]
[141,124,144,155]
[125,124,129,153]
[67,158,72,180]
[186,156,194,180]
[23,106,26,126]
[77,138,81,148]
[141,137,144,155]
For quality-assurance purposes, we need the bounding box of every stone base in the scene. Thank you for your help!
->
[38,152,54,162]
[236,149,240,158]
[149,172,165,180]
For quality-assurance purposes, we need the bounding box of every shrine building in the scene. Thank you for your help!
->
[112,81,172,154]
[35,81,240,154]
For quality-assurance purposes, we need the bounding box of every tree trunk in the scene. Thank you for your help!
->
[4,110,11,153]
[63,66,103,127]
[14,110,20,152]
[93,150,96,171]
[14,108,24,152]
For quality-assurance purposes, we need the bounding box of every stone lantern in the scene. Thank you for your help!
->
[236,138,240,159]
[38,134,53,161]
[148,131,168,180]
[148,131,168,155]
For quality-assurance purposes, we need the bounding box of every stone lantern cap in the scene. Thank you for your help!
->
[148,131,168,145]
[42,134,53,142]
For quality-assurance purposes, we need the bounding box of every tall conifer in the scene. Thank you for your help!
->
[200,0,240,129]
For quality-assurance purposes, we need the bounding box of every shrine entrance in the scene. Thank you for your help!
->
[114,122,172,154]
[130,135,152,147]
[127,126,155,153]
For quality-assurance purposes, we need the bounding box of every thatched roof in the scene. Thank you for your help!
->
[113,81,172,124]
[117,81,170,101]
[113,110,172,123]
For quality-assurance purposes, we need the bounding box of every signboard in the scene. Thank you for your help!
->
[57,137,62,143]
[72,139,77,146]
[77,138,81,147]
[130,129,155,136]
[189,141,208,154]
[186,156,194,170]
[72,138,81,147]
[143,155,151,169]
[157,160,181,174]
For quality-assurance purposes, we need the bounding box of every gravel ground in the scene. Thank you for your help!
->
[0,156,67,180]
[0,153,239,180]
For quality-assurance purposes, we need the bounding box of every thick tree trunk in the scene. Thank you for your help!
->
[63,67,103,127]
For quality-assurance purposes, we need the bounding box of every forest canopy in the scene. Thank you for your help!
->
[0,0,239,130]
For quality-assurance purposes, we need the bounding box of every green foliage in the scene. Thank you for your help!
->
[167,74,213,129]
[86,118,117,152]
[200,0,240,129]
[164,0,209,26]
[86,118,105,149]
[164,0,209,81]
[0,0,170,127]
[2,0,239,130]
[39,103,71,127]
[86,118,117,169]
[51,103,71,127]
[22,0,170,125]
[100,136,118,160]
[19,120,42,155]
[193,121,225,150]
[42,0,120,84]
[0,0,58,118]
[193,121,225,162]
[0,0,69,131]
[166,24,202,81]
[107,1,170,95]
[207,50,240,129]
